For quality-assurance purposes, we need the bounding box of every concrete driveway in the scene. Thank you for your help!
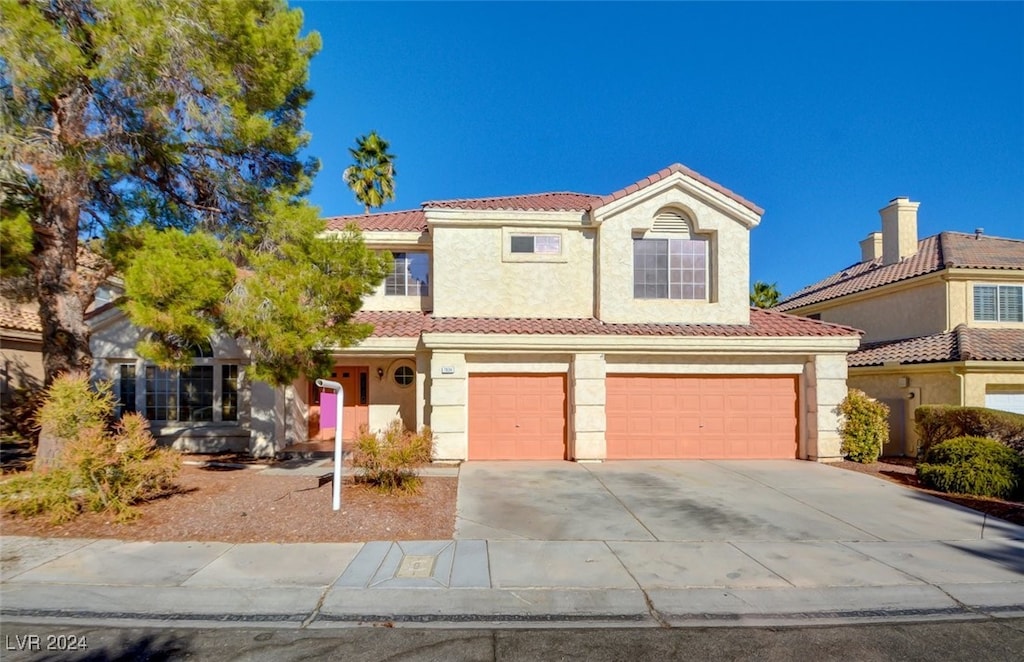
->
[455,460,1024,543]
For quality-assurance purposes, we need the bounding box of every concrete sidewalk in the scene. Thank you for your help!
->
[3,533,1022,628]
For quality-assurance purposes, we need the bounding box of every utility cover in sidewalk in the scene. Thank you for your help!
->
[397,555,436,578]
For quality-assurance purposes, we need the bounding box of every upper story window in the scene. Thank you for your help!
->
[385,252,429,296]
[974,285,1023,322]
[633,237,708,300]
[511,233,561,255]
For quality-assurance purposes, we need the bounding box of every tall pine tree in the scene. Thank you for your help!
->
[0,0,389,387]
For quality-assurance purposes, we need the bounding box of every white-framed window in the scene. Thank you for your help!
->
[385,252,429,296]
[510,233,561,255]
[633,237,708,300]
[974,285,1023,322]
[501,228,568,263]
[114,342,243,424]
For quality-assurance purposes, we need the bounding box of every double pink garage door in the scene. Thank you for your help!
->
[468,374,799,460]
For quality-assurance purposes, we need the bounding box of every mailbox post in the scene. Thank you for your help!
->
[315,378,344,511]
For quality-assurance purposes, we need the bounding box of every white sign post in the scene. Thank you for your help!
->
[315,378,344,511]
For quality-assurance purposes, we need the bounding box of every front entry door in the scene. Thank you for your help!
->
[309,367,369,440]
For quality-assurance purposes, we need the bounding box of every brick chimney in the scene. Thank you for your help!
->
[859,232,883,263]
[880,197,920,265]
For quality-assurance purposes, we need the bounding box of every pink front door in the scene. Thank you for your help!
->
[309,368,369,440]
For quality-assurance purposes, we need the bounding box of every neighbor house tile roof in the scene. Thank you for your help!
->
[848,325,1024,367]
[325,209,427,233]
[776,232,1024,312]
[352,309,859,339]
[595,163,764,216]
[423,192,601,212]
[0,300,42,333]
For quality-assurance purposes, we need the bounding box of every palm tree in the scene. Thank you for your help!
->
[750,280,781,309]
[343,131,396,214]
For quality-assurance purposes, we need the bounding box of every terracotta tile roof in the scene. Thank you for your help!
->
[594,163,764,216]
[776,232,1024,312]
[352,310,428,338]
[849,325,1024,367]
[423,192,601,212]
[350,309,858,339]
[0,299,41,333]
[325,209,427,233]
[941,231,1024,270]
[329,163,762,229]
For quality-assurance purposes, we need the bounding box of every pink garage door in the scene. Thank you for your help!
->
[606,375,798,459]
[468,374,567,460]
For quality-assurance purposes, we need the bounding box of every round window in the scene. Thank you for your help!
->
[394,365,415,387]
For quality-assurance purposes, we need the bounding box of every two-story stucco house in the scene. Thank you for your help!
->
[90,164,861,461]
[776,197,1024,456]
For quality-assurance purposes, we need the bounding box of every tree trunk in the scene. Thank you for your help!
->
[33,88,95,471]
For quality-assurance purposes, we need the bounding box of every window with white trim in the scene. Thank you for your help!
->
[114,342,244,424]
[633,237,708,300]
[385,252,429,296]
[510,233,561,255]
[974,285,1023,322]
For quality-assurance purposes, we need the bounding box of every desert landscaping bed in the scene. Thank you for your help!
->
[0,459,457,543]
[833,456,1024,526]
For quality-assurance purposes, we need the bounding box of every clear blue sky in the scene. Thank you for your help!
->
[293,1,1023,298]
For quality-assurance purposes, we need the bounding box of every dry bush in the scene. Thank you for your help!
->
[352,419,433,494]
[0,375,180,523]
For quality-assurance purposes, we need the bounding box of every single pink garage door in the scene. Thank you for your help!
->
[606,375,798,459]
[468,374,567,460]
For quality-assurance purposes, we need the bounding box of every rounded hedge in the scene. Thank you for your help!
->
[916,436,1024,499]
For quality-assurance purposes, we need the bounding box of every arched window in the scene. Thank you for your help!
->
[633,209,709,301]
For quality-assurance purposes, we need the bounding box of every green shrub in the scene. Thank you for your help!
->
[838,389,889,463]
[915,406,1024,457]
[352,419,433,494]
[0,376,180,523]
[916,436,1024,499]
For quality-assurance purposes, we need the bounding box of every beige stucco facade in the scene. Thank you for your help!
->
[85,165,860,461]
[428,212,594,318]
[593,177,757,325]
[1,331,44,395]
[807,277,948,344]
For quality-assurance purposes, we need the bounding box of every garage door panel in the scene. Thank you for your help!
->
[468,374,567,460]
[606,375,798,459]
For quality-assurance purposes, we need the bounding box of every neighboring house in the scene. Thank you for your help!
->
[1,249,114,408]
[776,197,1024,455]
[0,297,44,405]
[91,164,861,461]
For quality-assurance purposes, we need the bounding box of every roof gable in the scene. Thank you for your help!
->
[593,163,764,216]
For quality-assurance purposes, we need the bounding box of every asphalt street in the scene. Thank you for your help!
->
[2,619,1024,661]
